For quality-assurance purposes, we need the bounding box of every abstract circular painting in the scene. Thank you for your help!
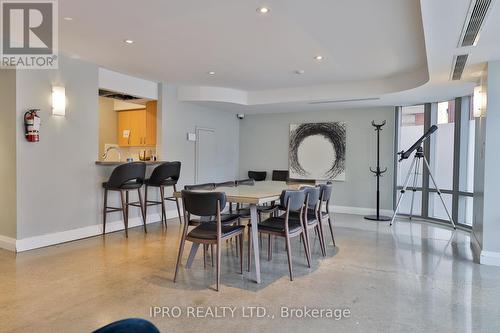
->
[289,122,346,181]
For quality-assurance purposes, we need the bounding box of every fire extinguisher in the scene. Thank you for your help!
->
[24,109,41,142]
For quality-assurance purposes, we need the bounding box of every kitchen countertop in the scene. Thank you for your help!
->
[95,160,165,166]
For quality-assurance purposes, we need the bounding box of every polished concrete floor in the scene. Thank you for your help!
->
[1,214,500,333]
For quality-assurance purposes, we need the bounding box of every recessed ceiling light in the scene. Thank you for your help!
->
[123,39,134,44]
[63,17,73,21]
[207,71,216,75]
[256,7,270,14]
[314,55,324,61]
[294,70,305,75]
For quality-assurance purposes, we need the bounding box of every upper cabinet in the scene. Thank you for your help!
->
[117,101,157,147]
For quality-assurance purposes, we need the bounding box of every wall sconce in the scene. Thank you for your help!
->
[473,86,484,118]
[52,86,66,116]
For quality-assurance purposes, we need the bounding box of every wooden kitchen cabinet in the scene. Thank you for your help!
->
[117,101,157,147]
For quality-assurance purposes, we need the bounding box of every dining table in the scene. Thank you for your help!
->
[173,180,304,284]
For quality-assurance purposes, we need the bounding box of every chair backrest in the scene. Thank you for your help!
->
[181,190,226,217]
[319,183,333,203]
[280,189,306,212]
[215,181,235,188]
[301,186,321,209]
[107,162,146,188]
[184,183,216,190]
[272,170,289,181]
[148,161,181,185]
[236,178,255,186]
[248,171,267,181]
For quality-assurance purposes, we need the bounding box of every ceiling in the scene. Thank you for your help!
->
[59,0,500,113]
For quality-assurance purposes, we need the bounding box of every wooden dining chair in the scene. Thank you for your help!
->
[174,191,244,291]
[318,183,335,247]
[247,189,311,281]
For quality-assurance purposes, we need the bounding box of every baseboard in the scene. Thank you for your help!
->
[0,234,17,252]
[331,205,393,217]
[468,230,500,266]
[479,251,500,266]
[15,210,177,253]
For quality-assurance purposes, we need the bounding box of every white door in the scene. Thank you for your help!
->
[195,128,217,183]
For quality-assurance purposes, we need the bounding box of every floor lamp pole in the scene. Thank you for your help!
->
[365,120,391,221]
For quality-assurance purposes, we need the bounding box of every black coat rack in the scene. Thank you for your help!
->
[364,120,391,221]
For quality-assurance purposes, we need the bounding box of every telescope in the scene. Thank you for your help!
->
[391,123,455,229]
[397,125,438,161]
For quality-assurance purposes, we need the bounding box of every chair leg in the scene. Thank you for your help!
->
[211,244,214,267]
[327,216,336,247]
[216,242,221,291]
[317,217,327,255]
[314,224,325,257]
[173,185,182,224]
[125,190,129,221]
[302,225,312,263]
[173,230,188,283]
[137,189,147,233]
[160,186,167,228]
[144,185,149,226]
[267,234,272,261]
[120,190,128,237]
[239,234,243,274]
[203,245,207,269]
[102,189,108,235]
[285,234,293,281]
[301,232,311,268]
[247,227,252,272]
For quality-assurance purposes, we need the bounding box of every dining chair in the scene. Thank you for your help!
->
[272,170,289,182]
[144,161,182,227]
[289,186,326,256]
[102,162,147,237]
[184,182,241,265]
[318,183,335,246]
[248,171,267,181]
[174,191,245,291]
[247,189,311,281]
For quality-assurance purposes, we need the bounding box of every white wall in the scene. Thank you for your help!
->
[0,70,17,241]
[238,107,395,210]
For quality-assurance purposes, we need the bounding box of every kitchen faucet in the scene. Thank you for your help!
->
[102,146,121,161]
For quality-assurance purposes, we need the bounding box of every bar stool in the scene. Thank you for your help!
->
[102,162,147,237]
[144,161,182,227]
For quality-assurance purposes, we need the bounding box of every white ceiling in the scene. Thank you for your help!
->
[59,0,500,113]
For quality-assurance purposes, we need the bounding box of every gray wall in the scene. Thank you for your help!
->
[160,84,239,191]
[0,70,17,239]
[15,56,101,239]
[239,107,395,210]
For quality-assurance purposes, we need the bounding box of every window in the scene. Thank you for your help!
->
[395,97,474,228]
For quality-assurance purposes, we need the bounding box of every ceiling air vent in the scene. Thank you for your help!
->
[309,97,380,105]
[451,54,469,80]
[459,0,495,47]
[98,89,139,101]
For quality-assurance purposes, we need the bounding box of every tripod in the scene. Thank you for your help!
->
[390,146,456,229]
